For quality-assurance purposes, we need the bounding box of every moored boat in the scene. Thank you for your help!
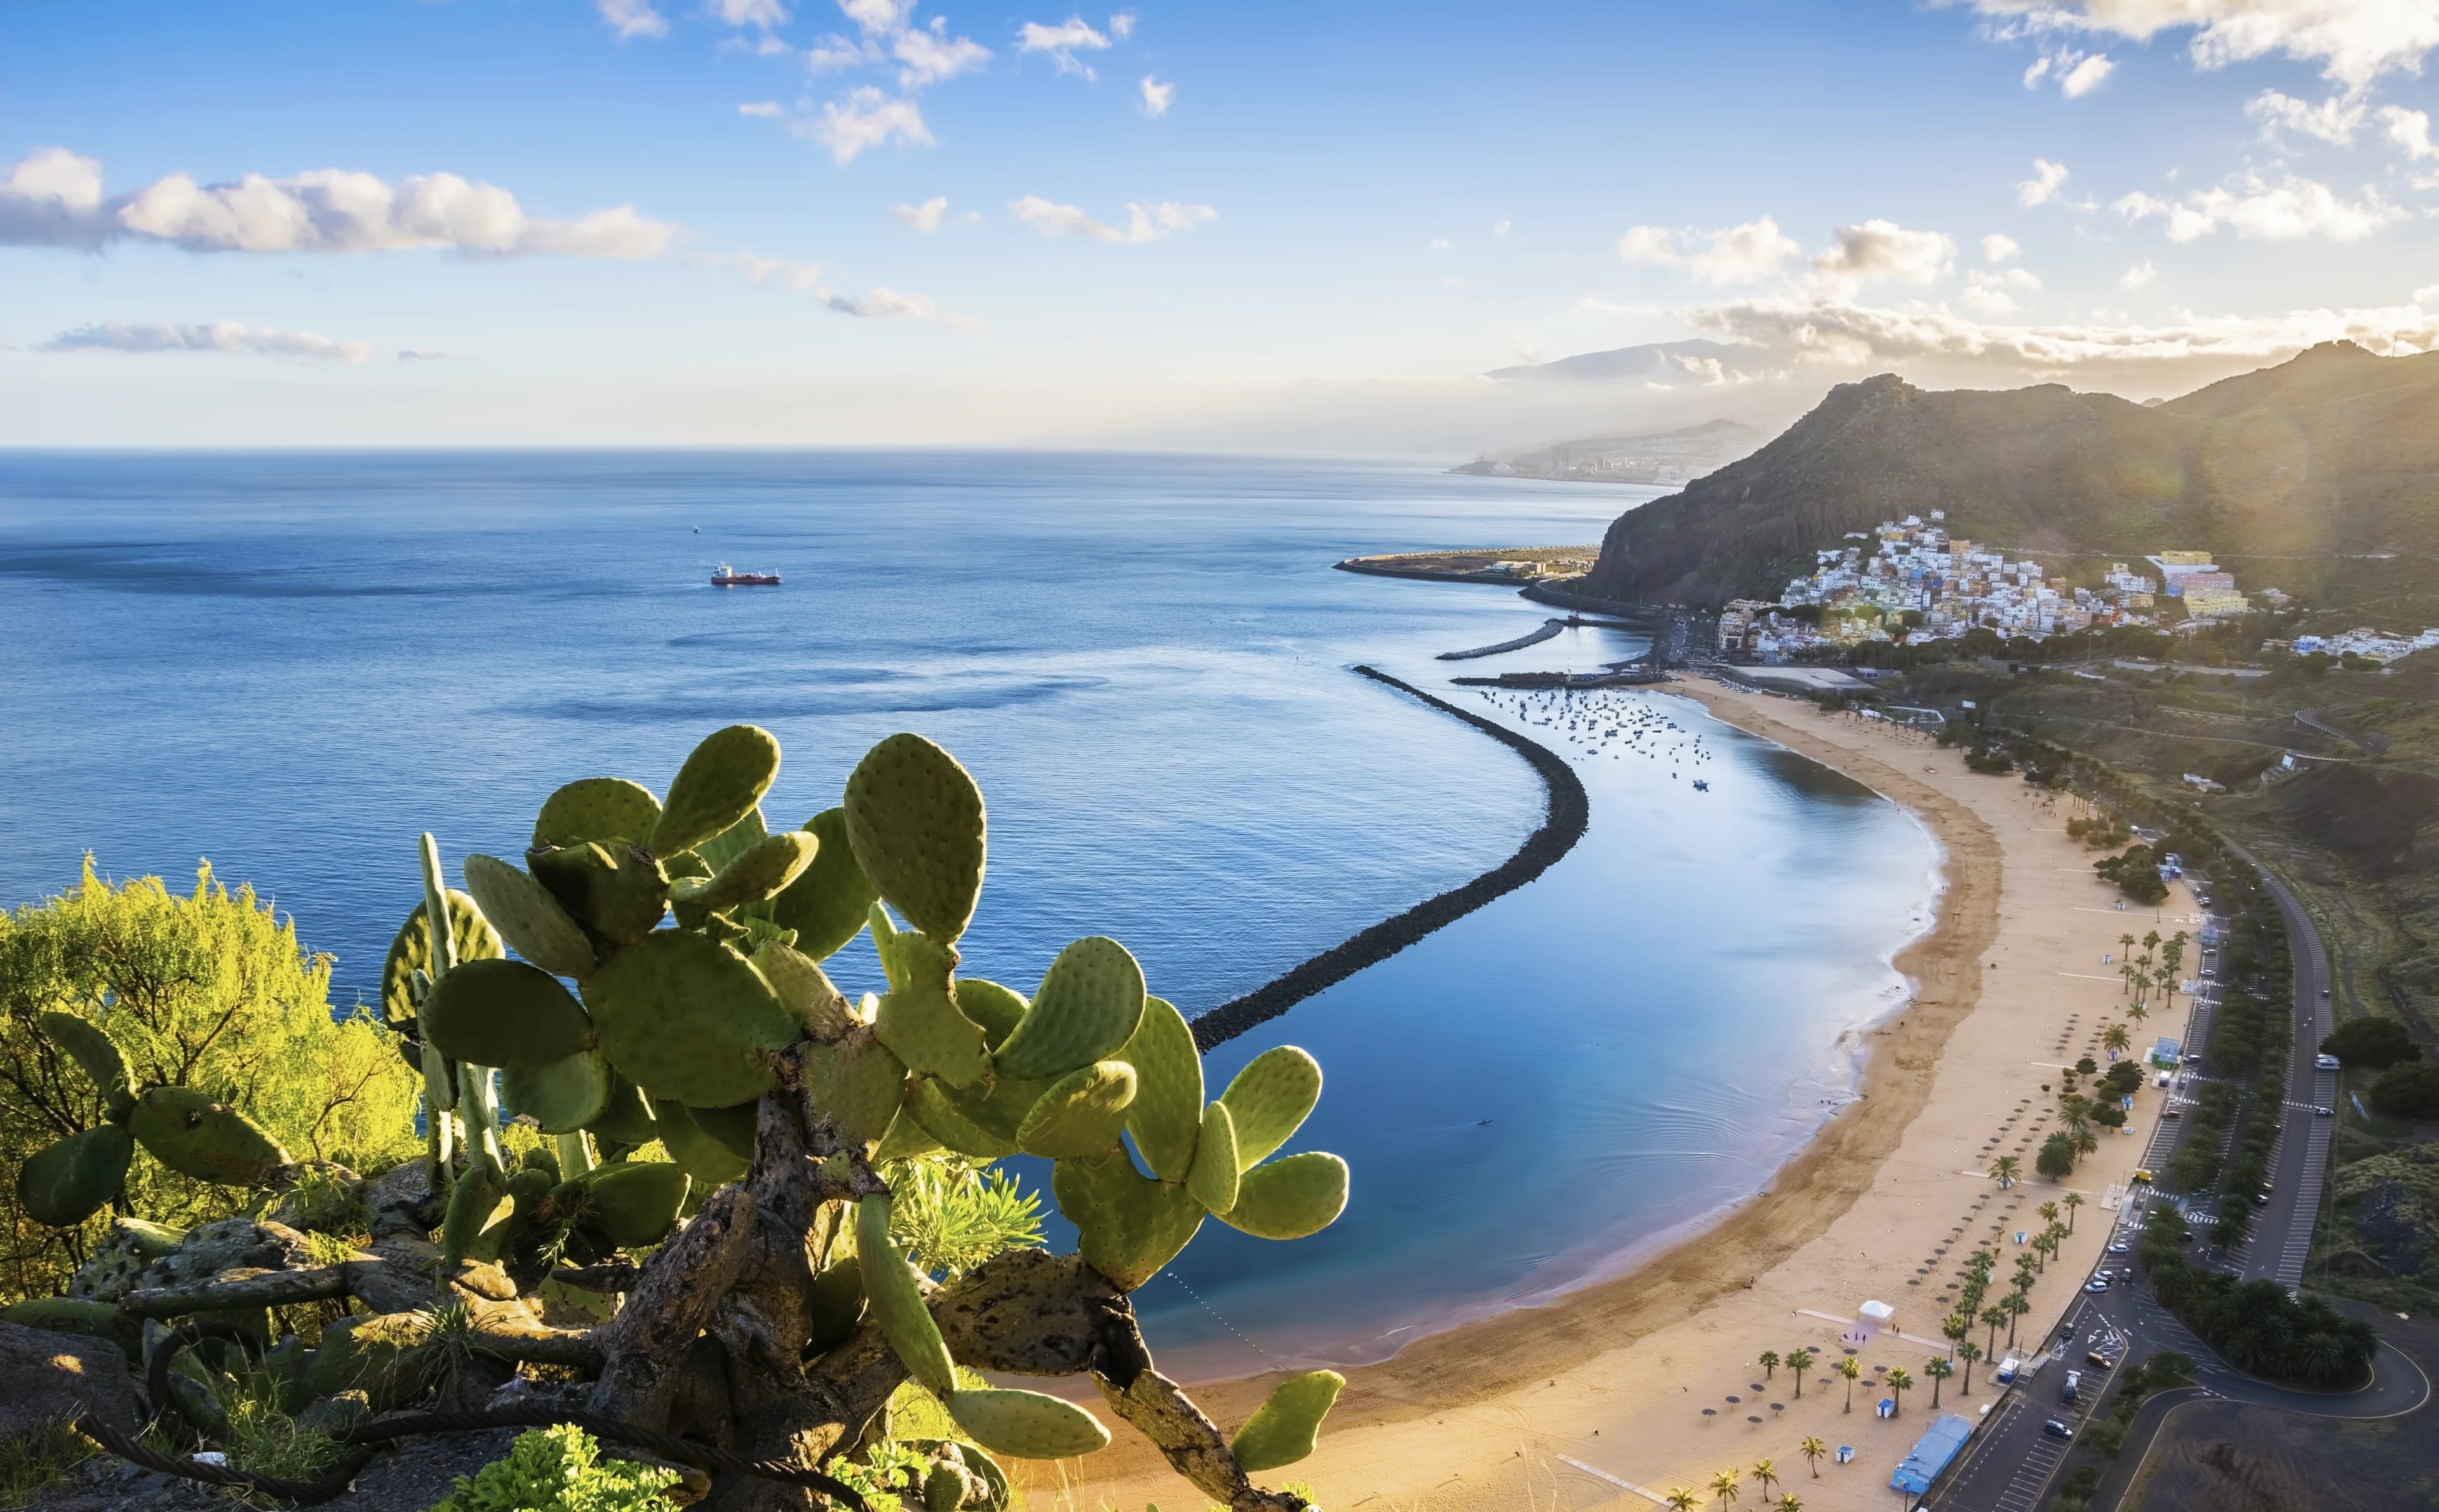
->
[711,563,781,586]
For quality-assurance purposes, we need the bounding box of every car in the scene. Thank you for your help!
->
[2043,1419,2074,1440]
[2200,968,2218,979]
[2321,987,2332,998]
[2162,1107,2182,1119]
[2253,1192,2271,1206]
[2109,1241,2131,1253]
[2086,1350,2118,1368]
[2062,1370,2082,1402]
[2085,1279,2111,1292]
[2316,1106,2335,1117]
[2132,1168,2154,1183]
[2317,1054,2342,1070]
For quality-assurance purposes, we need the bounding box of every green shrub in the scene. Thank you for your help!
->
[2370,1060,2439,1120]
[431,1424,678,1512]
[1,862,424,1304]
[2321,1017,2423,1071]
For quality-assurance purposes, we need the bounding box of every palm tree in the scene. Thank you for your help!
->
[1786,1347,1815,1398]
[1710,1468,1742,1505]
[1957,1340,1982,1395]
[2006,1290,2031,1348]
[1759,1349,1779,1382]
[2073,1120,2101,1157]
[2128,998,2149,1030]
[1838,1355,1862,1413]
[1988,1154,2020,1189]
[1799,1437,1827,1479]
[2063,1191,2084,1233]
[1775,1497,1801,1512]
[1665,1491,1700,1512]
[1886,1366,1912,1416]
[2104,1023,2130,1056]
[1981,1304,2006,1356]
[1942,1313,1969,1359]
[1749,1460,1779,1501]
[2038,1200,2060,1226]
[1925,1356,1953,1407]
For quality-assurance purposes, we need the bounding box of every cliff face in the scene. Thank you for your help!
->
[1583,342,2439,608]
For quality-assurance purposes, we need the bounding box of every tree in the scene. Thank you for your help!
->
[2128,999,2150,1030]
[1956,1340,1982,1395]
[2064,1191,2084,1232]
[1839,1355,1862,1412]
[2104,1024,2131,1056]
[2039,1200,2060,1226]
[1,860,423,1304]
[1982,1304,2007,1356]
[2038,1130,2078,1180]
[1759,1349,1780,1382]
[1989,1154,2021,1189]
[1786,1347,1816,1398]
[1799,1436,1827,1479]
[2323,1017,2423,1070]
[2006,1290,2032,1348]
[1711,1469,1743,1505]
[1925,1356,1953,1407]
[1666,1492,1700,1512]
[2120,934,2137,981]
[2370,1060,2439,1119]
[1942,1313,1969,1358]
[1776,1497,1801,1512]
[1749,1459,1780,1501]
[1886,1366,1912,1415]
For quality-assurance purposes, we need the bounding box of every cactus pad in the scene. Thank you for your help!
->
[993,937,1146,1081]
[1118,996,1200,1182]
[532,777,662,848]
[1215,1151,1347,1241]
[695,805,769,875]
[128,1087,288,1184]
[1015,1060,1139,1160]
[931,1064,1052,1150]
[871,921,990,1087]
[461,855,596,980]
[1229,1370,1344,1472]
[1051,1146,1204,1292]
[17,1124,135,1227]
[651,725,782,857]
[687,829,820,913]
[753,940,857,1041]
[873,1106,946,1163]
[37,1011,137,1118]
[950,977,1028,1049]
[380,890,500,1027]
[770,808,881,962]
[582,1161,690,1249]
[843,733,987,944]
[441,1164,514,1264]
[908,1076,1017,1159]
[1218,1046,1322,1172]
[587,1073,659,1146]
[1184,1102,1239,1217]
[944,1389,1112,1460]
[420,958,597,1069]
[582,929,801,1109]
[652,1101,749,1186]
[527,842,669,946]
[800,1029,910,1147]
[500,1048,612,1134]
[803,1254,866,1355]
[857,1193,958,1396]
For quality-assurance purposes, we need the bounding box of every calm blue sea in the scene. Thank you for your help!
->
[0,451,1932,1377]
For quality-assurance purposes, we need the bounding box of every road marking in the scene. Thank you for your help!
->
[1553,1456,1667,1504]
[2057,973,2121,982]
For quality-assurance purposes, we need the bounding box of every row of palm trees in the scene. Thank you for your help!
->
[1664,1451,1822,1508]
[2114,927,2191,1020]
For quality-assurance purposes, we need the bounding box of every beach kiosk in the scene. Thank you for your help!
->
[1845,1298,1896,1346]
[2150,1036,2182,1069]
[1891,1414,1973,1506]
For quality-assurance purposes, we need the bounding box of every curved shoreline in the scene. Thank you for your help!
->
[1188,664,1591,1052]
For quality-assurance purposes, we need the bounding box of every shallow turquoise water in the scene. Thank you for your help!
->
[0,451,1932,1374]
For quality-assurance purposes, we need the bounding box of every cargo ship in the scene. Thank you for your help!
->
[711,563,781,586]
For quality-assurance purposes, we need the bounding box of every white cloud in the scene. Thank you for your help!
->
[2115,172,2407,241]
[1009,195,1214,241]
[1428,237,1451,250]
[2382,104,2439,157]
[805,88,934,163]
[840,0,915,32]
[2018,157,2071,207]
[2121,260,2158,288]
[1808,219,1956,293]
[2059,51,2117,94]
[1953,0,2439,90]
[700,249,827,289]
[1493,218,1512,237]
[1679,291,2439,373]
[704,248,973,327]
[2024,53,2053,85]
[1616,215,1803,286]
[598,0,670,39]
[1963,265,2043,314]
[708,0,789,25]
[1109,11,1135,39]
[1140,74,1174,114]
[824,285,937,318]
[0,150,675,257]
[1982,232,2021,262]
[1017,16,1112,75]
[807,34,882,68]
[397,349,457,361]
[739,100,786,117]
[894,20,991,84]
[892,196,949,231]
[39,320,374,363]
[2247,88,2366,144]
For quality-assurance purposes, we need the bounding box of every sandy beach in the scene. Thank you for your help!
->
[1050,677,2203,1512]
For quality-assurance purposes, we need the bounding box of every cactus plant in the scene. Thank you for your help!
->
[6,726,1343,1512]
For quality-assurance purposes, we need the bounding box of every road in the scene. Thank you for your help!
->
[2218,841,2338,1288]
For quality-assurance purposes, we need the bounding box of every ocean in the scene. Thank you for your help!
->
[0,450,1933,1377]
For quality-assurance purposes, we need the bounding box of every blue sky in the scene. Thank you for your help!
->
[6,0,2439,447]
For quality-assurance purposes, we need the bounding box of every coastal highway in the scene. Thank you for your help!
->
[2219,841,2338,1289]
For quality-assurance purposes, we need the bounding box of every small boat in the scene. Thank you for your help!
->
[1692,779,1710,791]
[711,563,781,587]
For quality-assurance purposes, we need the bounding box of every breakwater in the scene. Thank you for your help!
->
[1437,619,1566,660]
[1188,664,1591,1050]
